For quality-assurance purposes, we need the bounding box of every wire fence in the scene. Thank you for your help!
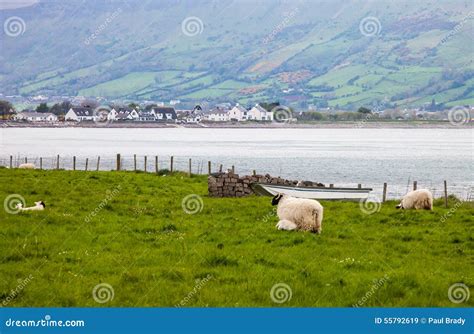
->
[1,154,472,201]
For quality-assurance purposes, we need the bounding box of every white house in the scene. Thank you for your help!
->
[138,110,157,121]
[154,107,177,123]
[14,112,58,122]
[206,109,230,122]
[229,104,249,121]
[65,107,95,121]
[249,104,273,121]
[108,108,139,121]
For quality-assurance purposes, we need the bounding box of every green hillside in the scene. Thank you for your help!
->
[0,0,473,108]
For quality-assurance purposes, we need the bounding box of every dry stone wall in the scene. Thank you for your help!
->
[207,172,300,197]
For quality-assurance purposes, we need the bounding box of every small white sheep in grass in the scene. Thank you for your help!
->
[272,194,323,233]
[18,163,35,169]
[396,189,433,210]
[16,201,46,211]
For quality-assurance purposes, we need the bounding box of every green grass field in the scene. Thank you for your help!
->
[0,169,472,307]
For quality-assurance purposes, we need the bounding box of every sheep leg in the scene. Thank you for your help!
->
[276,219,297,231]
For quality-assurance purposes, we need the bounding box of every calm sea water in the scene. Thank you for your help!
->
[1,128,472,199]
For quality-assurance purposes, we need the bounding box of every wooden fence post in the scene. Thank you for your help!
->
[39,157,42,170]
[208,161,211,175]
[134,154,137,171]
[170,156,174,173]
[382,183,387,202]
[253,170,256,176]
[144,156,147,172]
[9,156,12,169]
[96,156,101,171]
[116,154,121,171]
[189,158,192,177]
[155,156,158,174]
[85,158,89,171]
[413,181,417,190]
[73,156,76,171]
[232,165,235,173]
[444,180,448,208]
[24,157,27,163]
[56,155,60,170]
[219,164,223,173]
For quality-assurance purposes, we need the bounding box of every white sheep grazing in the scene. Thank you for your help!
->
[18,163,35,169]
[16,201,46,211]
[272,194,323,233]
[396,189,433,210]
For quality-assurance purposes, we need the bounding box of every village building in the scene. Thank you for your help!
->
[249,104,273,121]
[14,111,58,122]
[154,107,177,123]
[65,107,95,121]
[229,104,249,121]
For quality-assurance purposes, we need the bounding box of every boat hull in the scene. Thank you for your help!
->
[251,183,372,200]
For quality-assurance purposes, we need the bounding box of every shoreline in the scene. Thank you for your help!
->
[1,121,469,129]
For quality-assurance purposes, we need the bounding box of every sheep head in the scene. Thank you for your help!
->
[271,193,284,206]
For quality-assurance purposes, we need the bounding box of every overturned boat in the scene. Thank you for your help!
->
[251,183,372,201]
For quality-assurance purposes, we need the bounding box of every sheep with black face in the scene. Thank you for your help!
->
[271,193,323,233]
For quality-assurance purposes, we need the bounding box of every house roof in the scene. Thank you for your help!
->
[233,104,247,113]
[70,107,93,116]
[253,104,268,113]
[154,107,177,117]
[18,112,55,117]
[208,108,229,115]
[138,111,156,117]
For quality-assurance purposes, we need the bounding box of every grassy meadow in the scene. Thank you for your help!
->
[0,168,472,307]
